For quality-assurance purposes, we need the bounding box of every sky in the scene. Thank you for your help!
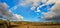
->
[0,0,60,22]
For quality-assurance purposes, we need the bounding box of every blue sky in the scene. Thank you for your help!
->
[0,0,57,22]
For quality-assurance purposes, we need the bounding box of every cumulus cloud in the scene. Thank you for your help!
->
[18,0,49,12]
[8,14,23,21]
[14,14,23,21]
[43,0,60,20]
[46,0,60,4]
[19,0,41,10]
[0,2,12,18]
[0,2,23,21]
[20,0,40,6]
[19,0,59,10]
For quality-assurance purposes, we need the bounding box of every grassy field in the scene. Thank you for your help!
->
[0,20,60,28]
[10,21,60,28]
[10,25,60,28]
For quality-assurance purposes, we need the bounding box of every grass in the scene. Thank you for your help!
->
[0,20,60,28]
[10,21,60,28]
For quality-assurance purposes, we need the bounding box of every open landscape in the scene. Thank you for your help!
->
[0,20,60,28]
[10,21,60,28]
[0,0,60,28]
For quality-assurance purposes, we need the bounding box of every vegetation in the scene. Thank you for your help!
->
[0,19,60,28]
[0,19,11,28]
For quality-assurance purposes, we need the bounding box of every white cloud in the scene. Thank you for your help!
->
[43,12,56,19]
[42,0,60,20]
[35,4,45,12]
[0,2,24,21]
[29,0,60,20]
[19,0,60,10]
[19,0,41,10]
[35,9,41,12]
[15,14,23,19]
[0,2,8,10]
[46,0,60,5]
[41,0,48,3]
[0,2,11,17]
[14,14,23,21]
[31,6,36,10]
[18,0,48,11]
[0,2,15,21]
[20,0,40,6]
